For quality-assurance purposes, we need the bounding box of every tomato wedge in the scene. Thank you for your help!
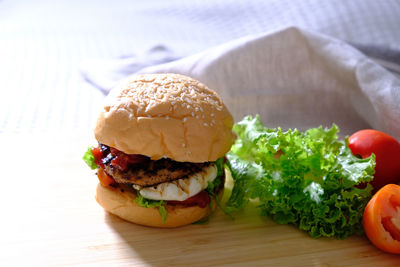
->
[97,168,116,187]
[363,184,400,254]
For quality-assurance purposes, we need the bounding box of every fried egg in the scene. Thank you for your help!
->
[134,164,217,201]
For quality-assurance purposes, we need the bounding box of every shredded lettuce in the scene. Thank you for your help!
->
[193,158,230,224]
[135,193,167,223]
[206,177,221,196]
[215,157,225,177]
[192,179,221,225]
[225,115,375,239]
[83,147,98,170]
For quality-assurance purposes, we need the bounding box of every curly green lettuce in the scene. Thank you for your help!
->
[225,115,375,239]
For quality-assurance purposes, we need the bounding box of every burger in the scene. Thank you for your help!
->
[83,73,234,227]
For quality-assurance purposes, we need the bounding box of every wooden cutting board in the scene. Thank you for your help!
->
[1,132,398,266]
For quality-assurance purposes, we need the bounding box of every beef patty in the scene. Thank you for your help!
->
[104,158,212,187]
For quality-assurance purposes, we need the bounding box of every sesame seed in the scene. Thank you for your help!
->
[182,143,186,147]
[200,107,204,112]
[210,113,214,117]
[192,112,195,117]
[166,116,169,120]
[202,115,205,119]
[147,115,152,118]
[187,105,191,109]
[195,107,199,112]
[204,123,208,127]
[196,115,200,119]
[183,117,187,122]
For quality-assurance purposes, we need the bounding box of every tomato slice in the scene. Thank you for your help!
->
[168,191,211,208]
[111,155,130,171]
[363,184,400,254]
[97,168,116,187]
[109,147,149,171]
[91,146,104,167]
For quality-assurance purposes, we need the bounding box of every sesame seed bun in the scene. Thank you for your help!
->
[95,183,217,228]
[94,73,234,162]
[93,73,232,227]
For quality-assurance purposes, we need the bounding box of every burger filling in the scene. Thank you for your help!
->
[85,144,225,209]
[133,164,218,201]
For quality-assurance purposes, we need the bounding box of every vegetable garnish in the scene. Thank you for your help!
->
[83,147,98,170]
[135,193,168,224]
[225,115,376,239]
[349,129,400,193]
[96,168,116,187]
[363,184,400,254]
[193,158,233,224]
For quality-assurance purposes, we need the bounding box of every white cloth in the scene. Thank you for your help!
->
[97,27,400,139]
[80,0,400,94]
[81,45,180,95]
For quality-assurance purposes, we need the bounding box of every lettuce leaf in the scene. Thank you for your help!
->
[215,157,225,177]
[194,158,233,224]
[206,157,225,196]
[135,193,167,223]
[83,147,98,170]
[225,115,375,239]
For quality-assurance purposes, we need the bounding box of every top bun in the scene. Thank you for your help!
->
[95,73,234,162]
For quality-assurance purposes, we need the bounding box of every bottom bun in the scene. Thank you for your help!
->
[95,183,216,228]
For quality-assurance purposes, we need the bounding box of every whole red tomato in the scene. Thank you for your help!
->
[348,129,400,192]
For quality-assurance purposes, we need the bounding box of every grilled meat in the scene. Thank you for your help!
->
[99,144,211,187]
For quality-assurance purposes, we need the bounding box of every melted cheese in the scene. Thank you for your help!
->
[134,164,217,201]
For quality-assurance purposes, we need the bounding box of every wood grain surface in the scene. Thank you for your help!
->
[1,132,399,266]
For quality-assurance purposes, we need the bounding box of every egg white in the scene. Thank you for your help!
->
[133,164,217,201]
